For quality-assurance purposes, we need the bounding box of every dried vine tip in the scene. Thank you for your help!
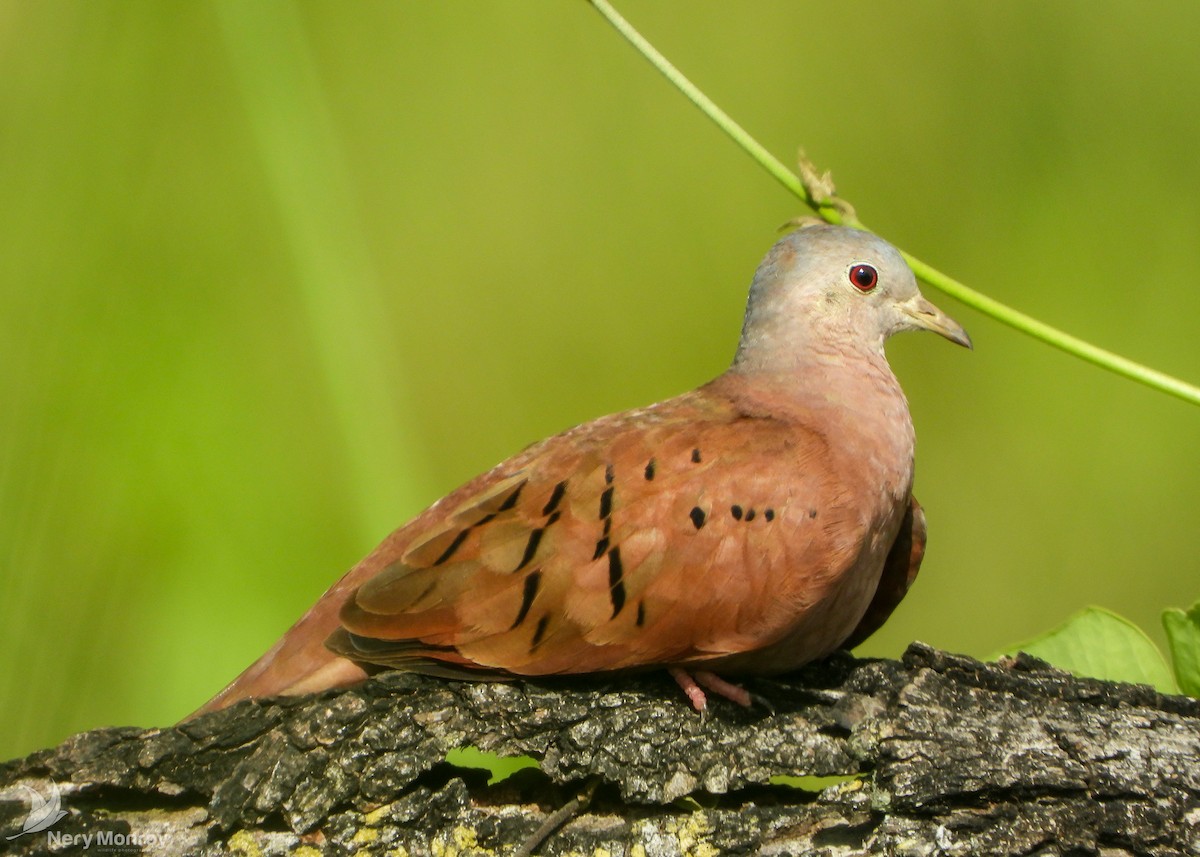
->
[194,224,969,717]
[793,149,860,223]
[778,216,827,233]
[796,148,838,201]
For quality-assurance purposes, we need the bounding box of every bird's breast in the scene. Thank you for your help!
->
[688,364,916,669]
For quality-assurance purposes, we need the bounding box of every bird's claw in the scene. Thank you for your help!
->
[670,668,759,713]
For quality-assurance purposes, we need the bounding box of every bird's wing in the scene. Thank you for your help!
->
[330,392,871,677]
[839,495,926,652]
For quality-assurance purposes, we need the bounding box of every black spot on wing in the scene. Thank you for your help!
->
[433,529,471,566]
[607,547,626,618]
[514,528,545,572]
[592,536,610,561]
[691,448,702,463]
[541,481,567,516]
[498,484,524,511]
[599,486,614,520]
[731,505,744,520]
[689,507,706,529]
[596,466,616,558]
[510,570,541,629]
[644,459,656,480]
[435,488,545,566]
[512,511,560,573]
[531,614,550,650]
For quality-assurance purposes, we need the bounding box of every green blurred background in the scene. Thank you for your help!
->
[1,1,1197,761]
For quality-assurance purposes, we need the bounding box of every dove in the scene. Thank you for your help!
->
[193,223,969,717]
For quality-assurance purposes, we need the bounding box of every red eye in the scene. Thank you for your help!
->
[849,264,878,292]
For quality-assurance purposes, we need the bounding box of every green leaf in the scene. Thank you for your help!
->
[1162,600,1200,697]
[769,774,861,792]
[997,606,1178,694]
[444,746,540,785]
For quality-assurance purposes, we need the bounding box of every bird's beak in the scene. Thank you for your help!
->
[901,295,972,349]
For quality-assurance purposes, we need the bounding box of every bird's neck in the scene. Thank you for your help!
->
[715,344,916,498]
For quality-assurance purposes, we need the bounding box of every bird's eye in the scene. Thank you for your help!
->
[849,264,878,292]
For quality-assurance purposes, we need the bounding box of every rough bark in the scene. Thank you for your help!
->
[1,643,1198,856]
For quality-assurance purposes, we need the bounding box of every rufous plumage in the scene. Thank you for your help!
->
[194,223,969,716]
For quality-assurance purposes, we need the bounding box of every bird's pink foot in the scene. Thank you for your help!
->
[693,670,753,707]
[669,668,752,711]
[670,668,708,711]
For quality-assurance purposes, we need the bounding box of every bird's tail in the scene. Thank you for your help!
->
[184,568,372,720]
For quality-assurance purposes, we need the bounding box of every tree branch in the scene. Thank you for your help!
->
[2,644,1198,855]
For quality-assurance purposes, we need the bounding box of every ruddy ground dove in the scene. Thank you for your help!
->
[195,224,969,716]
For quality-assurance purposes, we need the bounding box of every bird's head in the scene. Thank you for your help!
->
[734,224,970,372]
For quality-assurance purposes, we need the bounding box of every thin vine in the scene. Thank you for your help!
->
[588,0,1200,408]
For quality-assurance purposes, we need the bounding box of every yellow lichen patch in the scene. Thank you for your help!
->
[225,830,263,857]
[352,825,380,846]
[290,847,323,857]
[665,811,718,857]
[430,825,496,857]
[834,776,867,794]
[453,826,479,850]
[630,845,647,857]
[364,804,392,826]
